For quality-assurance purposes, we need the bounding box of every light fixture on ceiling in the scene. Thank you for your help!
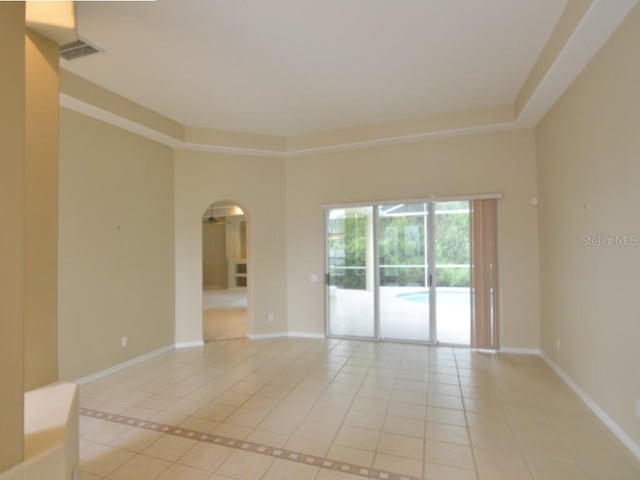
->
[203,207,228,225]
[203,204,245,224]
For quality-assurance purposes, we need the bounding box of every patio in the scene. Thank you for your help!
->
[328,286,471,345]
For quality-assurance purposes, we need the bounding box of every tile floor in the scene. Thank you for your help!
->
[78,338,640,480]
[202,287,248,341]
[203,308,248,341]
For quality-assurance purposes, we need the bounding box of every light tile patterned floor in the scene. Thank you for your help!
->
[78,338,640,480]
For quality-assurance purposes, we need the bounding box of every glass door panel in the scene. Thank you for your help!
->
[326,206,375,337]
[378,202,431,342]
[434,201,471,345]
[326,200,474,345]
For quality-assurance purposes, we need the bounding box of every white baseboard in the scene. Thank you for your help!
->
[248,331,326,340]
[175,340,205,348]
[542,352,640,462]
[287,332,325,339]
[500,347,542,355]
[247,332,287,340]
[74,344,174,385]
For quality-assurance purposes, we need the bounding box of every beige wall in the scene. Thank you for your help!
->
[58,108,175,381]
[174,150,287,342]
[536,3,640,447]
[60,70,184,141]
[286,129,540,348]
[24,30,59,391]
[0,3,26,472]
[203,223,227,287]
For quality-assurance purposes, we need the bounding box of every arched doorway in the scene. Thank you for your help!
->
[201,200,248,340]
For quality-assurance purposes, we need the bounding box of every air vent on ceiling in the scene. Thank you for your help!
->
[60,39,102,61]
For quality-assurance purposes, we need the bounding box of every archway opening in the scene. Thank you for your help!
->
[202,200,248,340]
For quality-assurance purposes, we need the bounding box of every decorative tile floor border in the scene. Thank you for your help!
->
[80,408,422,480]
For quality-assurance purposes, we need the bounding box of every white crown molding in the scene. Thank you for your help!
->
[60,93,516,158]
[283,122,517,157]
[181,140,288,158]
[60,94,182,148]
[59,94,286,158]
[59,0,637,157]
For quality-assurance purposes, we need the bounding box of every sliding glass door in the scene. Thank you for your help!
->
[326,200,473,345]
[326,206,375,338]
[378,202,432,342]
[434,201,471,345]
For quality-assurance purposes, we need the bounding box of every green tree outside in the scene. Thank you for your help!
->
[328,202,470,289]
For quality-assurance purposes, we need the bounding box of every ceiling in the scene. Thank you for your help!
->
[65,0,568,137]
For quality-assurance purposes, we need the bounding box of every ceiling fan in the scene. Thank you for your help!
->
[203,215,228,225]
[203,207,229,225]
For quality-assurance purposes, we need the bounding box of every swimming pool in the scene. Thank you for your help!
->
[396,289,470,305]
[396,291,429,303]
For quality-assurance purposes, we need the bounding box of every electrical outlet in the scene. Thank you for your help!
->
[121,336,128,348]
[267,313,274,322]
[556,337,560,351]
